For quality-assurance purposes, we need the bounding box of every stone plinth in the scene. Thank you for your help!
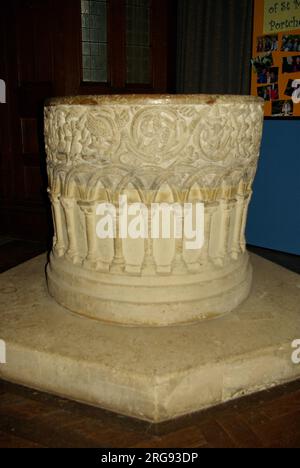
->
[0,254,299,422]
[44,95,264,325]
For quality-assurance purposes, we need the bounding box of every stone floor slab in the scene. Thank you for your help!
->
[0,253,299,422]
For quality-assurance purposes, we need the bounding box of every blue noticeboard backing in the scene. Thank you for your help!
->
[246,120,300,255]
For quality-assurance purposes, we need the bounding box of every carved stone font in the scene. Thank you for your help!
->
[44,94,264,326]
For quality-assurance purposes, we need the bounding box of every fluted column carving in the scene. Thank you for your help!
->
[48,190,65,257]
[78,201,110,272]
[111,207,125,273]
[142,207,156,276]
[60,197,81,264]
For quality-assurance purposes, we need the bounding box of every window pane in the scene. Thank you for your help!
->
[81,0,108,83]
[126,0,151,84]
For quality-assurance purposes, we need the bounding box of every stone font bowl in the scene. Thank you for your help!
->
[44,94,264,326]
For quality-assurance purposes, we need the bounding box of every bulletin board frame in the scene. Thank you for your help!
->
[251,0,300,119]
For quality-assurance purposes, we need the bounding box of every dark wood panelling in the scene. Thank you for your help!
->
[0,0,176,241]
[0,2,54,239]
[0,6,14,203]
[21,118,39,155]
[23,166,45,201]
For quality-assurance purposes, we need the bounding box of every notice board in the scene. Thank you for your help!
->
[251,0,300,118]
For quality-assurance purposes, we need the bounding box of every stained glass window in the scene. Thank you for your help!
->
[126,0,151,84]
[81,0,108,82]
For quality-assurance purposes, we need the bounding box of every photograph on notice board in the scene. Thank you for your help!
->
[251,53,274,74]
[281,35,300,52]
[271,99,294,117]
[257,84,279,101]
[257,34,279,52]
[257,66,278,84]
[282,56,300,73]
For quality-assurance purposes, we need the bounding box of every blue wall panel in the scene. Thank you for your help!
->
[246,120,300,255]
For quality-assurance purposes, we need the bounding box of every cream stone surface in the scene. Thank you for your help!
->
[0,253,299,422]
[44,94,264,325]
